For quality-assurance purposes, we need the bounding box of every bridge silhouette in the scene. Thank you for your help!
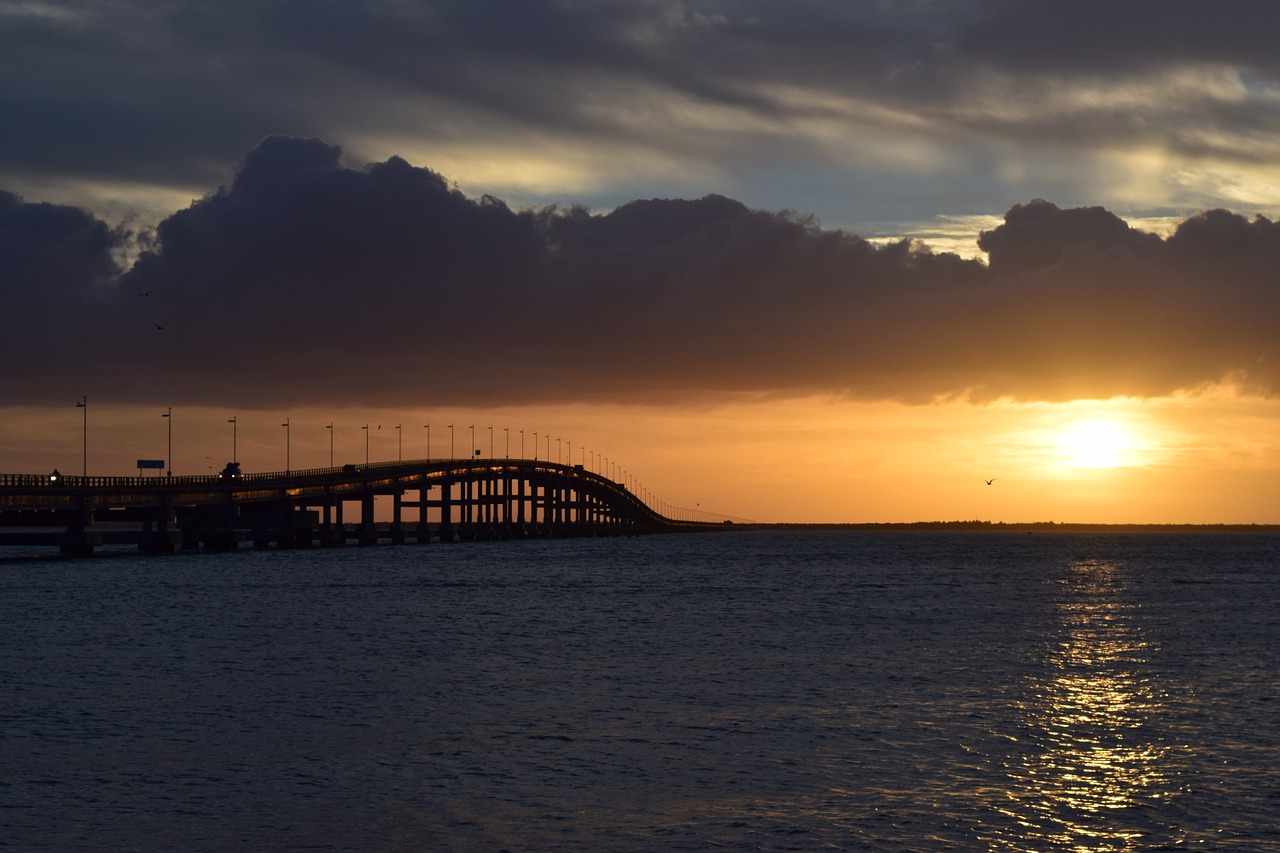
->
[0,459,748,556]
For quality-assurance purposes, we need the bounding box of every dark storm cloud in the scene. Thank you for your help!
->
[957,0,1280,74]
[4,0,1279,213]
[3,138,1278,408]
[0,188,132,383]
[0,190,123,288]
[0,189,127,342]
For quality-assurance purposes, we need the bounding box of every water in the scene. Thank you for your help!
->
[2,531,1278,851]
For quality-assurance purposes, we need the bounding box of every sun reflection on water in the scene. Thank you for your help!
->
[991,559,1175,851]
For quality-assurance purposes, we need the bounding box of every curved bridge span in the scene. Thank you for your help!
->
[0,460,734,556]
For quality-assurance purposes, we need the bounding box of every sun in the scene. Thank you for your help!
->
[1057,418,1137,469]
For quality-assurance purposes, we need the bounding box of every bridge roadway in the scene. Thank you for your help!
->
[0,458,702,556]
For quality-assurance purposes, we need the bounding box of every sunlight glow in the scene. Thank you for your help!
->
[1057,419,1138,469]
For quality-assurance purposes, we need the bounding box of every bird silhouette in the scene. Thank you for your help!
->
[984,478,997,485]
[155,323,165,330]
[138,290,154,296]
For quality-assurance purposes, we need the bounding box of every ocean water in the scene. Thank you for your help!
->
[1,531,1278,851]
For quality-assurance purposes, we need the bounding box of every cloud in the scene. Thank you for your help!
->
[976,198,1162,277]
[0,189,123,289]
[0,189,127,347]
[957,0,1280,75]
[4,137,1279,409]
[5,1,1280,228]
[0,189,134,397]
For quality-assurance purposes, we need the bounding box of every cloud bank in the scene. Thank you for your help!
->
[4,1,1280,222]
[3,137,1278,409]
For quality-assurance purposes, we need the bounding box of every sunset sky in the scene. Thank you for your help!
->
[3,0,1280,523]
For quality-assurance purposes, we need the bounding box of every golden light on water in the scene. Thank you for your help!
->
[994,559,1174,850]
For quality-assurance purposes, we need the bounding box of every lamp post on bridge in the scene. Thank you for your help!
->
[326,423,334,467]
[281,418,291,473]
[424,423,430,462]
[469,424,474,459]
[161,407,172,477]
[505,427,509,459]
[76,396,87,478]
[395,424,402,462]
[362,424,369,465]
[228,416,237,464]
[519,429,524,459]
[533,432,537,461]
[449,424,454,459]
[488,425,493,459]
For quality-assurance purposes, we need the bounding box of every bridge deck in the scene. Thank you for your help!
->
[0,459,729,556]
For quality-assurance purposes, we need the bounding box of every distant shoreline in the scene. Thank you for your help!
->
[733,522,1280,533]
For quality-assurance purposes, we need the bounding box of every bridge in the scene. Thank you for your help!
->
[0,459,743,557]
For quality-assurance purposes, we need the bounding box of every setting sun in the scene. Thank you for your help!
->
[1057,418,1138,469]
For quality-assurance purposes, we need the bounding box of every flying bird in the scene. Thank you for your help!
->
[155,323,165,330]
[984,478,997,485]
[138,290,154,296]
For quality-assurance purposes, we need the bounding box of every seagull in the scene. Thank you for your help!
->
[138,290,154,296]
[984,478,997,485]
[155,323,165,330]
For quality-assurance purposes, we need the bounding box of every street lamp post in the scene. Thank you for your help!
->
[161,407,172,477]
[326,423,334,467]
[504,427,509,459]
[469,424,475,459]
[362,424,369,465]
[449,424,454,459]
[424,424,430,461]
[228,416,237,464]
[533,432,538,460]
[395,424,402,462]
[76,396,87,478]
[488,425,493,459]
[520,429,524,459]
[282,418,291,473]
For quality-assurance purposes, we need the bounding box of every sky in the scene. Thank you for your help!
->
[3,0,1280,523]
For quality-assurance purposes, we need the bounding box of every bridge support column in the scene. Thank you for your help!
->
[139,500,181,554]
[390,489,405,544]
[415,480,433,543]
[516,475,523,525]
[179,502,242,552]
[58,504,98,557]
[438,480,455,542]
[358,493,377,545]
[323,498,346,546]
